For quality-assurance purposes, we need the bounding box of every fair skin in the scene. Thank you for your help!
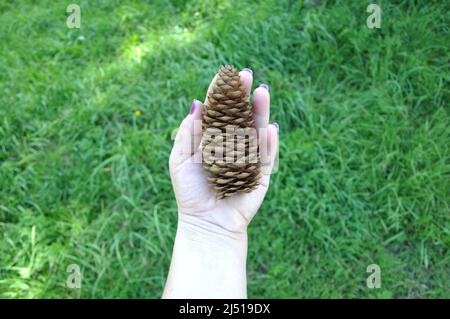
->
[163,68,278,299]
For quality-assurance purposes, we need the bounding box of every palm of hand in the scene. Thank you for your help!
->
[170,151,270,233]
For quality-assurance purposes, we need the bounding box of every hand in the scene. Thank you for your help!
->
[169,69,279,235]
[163,68,278,298]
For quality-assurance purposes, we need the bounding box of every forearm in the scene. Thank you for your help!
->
[163,215,248,299]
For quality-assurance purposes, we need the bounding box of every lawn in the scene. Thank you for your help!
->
[0,0,448,298]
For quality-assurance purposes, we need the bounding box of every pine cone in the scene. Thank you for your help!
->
[202,65,261,199]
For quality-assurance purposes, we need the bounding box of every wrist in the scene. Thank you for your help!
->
[177,213,248,246]
[178,204,251,236]
[163,214,248,298]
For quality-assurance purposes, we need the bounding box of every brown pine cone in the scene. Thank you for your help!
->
[201,65,261,199]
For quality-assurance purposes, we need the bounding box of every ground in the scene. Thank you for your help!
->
[0,0,448,298]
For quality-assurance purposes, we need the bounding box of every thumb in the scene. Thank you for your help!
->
[169,99,203,168]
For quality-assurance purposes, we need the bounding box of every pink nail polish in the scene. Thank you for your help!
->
[259,83,269,91]
[189,100,197,114]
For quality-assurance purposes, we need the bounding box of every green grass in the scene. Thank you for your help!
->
[0,0,449,298]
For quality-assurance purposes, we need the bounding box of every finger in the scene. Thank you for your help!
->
[252,84,270,170]
[250,123,278,203]
[261,123,279,179]
[169,99,203,168]
[253,84,270,133]
[239,68,253,100]
[203,74,218,103]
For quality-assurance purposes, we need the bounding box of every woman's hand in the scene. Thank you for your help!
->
[169,69,278,235]
[163,68,278,298]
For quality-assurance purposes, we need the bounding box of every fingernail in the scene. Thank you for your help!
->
[242,67,253,75]
[273,122,279,130]
[189,100,197,114]
[259,83,269,91]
